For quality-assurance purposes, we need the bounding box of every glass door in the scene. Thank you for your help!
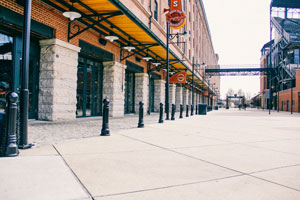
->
[28,40,40,119]
[0,33,13,113]
[124,70,135,114]
[76,56,103,117]
[149,77,155,112]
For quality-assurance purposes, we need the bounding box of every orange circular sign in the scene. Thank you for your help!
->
[166,9,186,29]
[177,74,185,82]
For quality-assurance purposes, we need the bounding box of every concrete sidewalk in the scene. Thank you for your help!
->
[1,109,300,199]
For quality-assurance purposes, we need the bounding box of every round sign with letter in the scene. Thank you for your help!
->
[166,0,186,29]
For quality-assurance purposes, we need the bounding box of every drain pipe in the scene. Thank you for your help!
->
[149,0,153,29]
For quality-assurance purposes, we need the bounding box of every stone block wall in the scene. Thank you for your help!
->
[183,87,189,107]
[188,89,192,105]
[154,79,165,112]
[102,61,126,117]
[39,39,80,121]
[175,85,183,111]
[169,83,176,111]
[135,73,149,114]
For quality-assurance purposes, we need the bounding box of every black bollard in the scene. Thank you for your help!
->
[198,104,201,115]
[195,104,198,114]
[191,105,194,116]
[171,104,175,120]
[186,105,189,117]
[138,101,144,128]
[159,103,164,123]
[179,104,183,119]
[5,92,19,157]
[100,98,110,136]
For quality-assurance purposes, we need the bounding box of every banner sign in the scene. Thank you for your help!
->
[165,0,186,29]
[169,71,186,83]
[203,90,209,97]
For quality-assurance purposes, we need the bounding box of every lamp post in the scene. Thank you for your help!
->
[166,22,170,120]
[19,0,33,149]
[191,56,194,115]
[165,25,189,120]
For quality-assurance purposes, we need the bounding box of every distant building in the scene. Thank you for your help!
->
[260,0,300,112]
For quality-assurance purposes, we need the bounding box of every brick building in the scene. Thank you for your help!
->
[0,0,220,121]
[260,0,300,112]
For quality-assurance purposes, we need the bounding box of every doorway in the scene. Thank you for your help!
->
[76,56,103,117]
[149,77,155,112]
[0,32,39,119]
[124,70,135,114]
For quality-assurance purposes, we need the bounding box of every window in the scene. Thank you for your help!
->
[295,49,300,64]
[154,0,158,21]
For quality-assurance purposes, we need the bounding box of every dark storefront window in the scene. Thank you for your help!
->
[76,56,103,117]
[149,77,155,112]
[0,33,13,113]
[124,70,135,114]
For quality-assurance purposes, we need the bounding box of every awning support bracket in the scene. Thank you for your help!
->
[68,11,123,41]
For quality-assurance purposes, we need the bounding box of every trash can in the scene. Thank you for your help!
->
[198,104,207,115]
[207,106,212,112]
[214,106,219,110]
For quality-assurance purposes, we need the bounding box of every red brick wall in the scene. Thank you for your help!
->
[260,55,268,94]
[278,70,300,112]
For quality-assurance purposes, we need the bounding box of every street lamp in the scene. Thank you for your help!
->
[165,23,189,120]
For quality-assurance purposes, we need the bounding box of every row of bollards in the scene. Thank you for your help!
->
[99,99,211,135]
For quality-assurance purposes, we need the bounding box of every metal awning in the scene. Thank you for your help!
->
[45,0,209,90]
[271,0,300,9]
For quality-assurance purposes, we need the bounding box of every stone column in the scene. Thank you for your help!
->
[102,61,126,117]
[154,79,165,112]
[135,73,149,114]
[175,85,183,111]
[195,92,199,105]
[169,83,176,111]
[188,89,192,105]
[39,39,80,121]
[183,87,188,107]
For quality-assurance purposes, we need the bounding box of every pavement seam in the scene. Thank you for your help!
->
[238,143,300,156]
[118,134,246,174]
[119,134,300,193]
[52,145,95,200]
[184,134,300,157]
[93,174,245,198]
[248,163,300,174]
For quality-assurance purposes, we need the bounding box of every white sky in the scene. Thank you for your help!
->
[202,0,270,99]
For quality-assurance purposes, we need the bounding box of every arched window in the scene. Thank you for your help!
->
[154,0,158,20]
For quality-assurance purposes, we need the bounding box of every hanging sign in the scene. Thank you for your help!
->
[203,90,209,97]
[165,0,186,29]
[169,71,186,83]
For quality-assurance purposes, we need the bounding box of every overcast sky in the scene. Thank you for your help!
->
[202,0,270,98]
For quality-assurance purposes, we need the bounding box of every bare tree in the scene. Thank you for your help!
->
[246,92,251,100]
[237,89,244,96]
[226,88,234,97]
